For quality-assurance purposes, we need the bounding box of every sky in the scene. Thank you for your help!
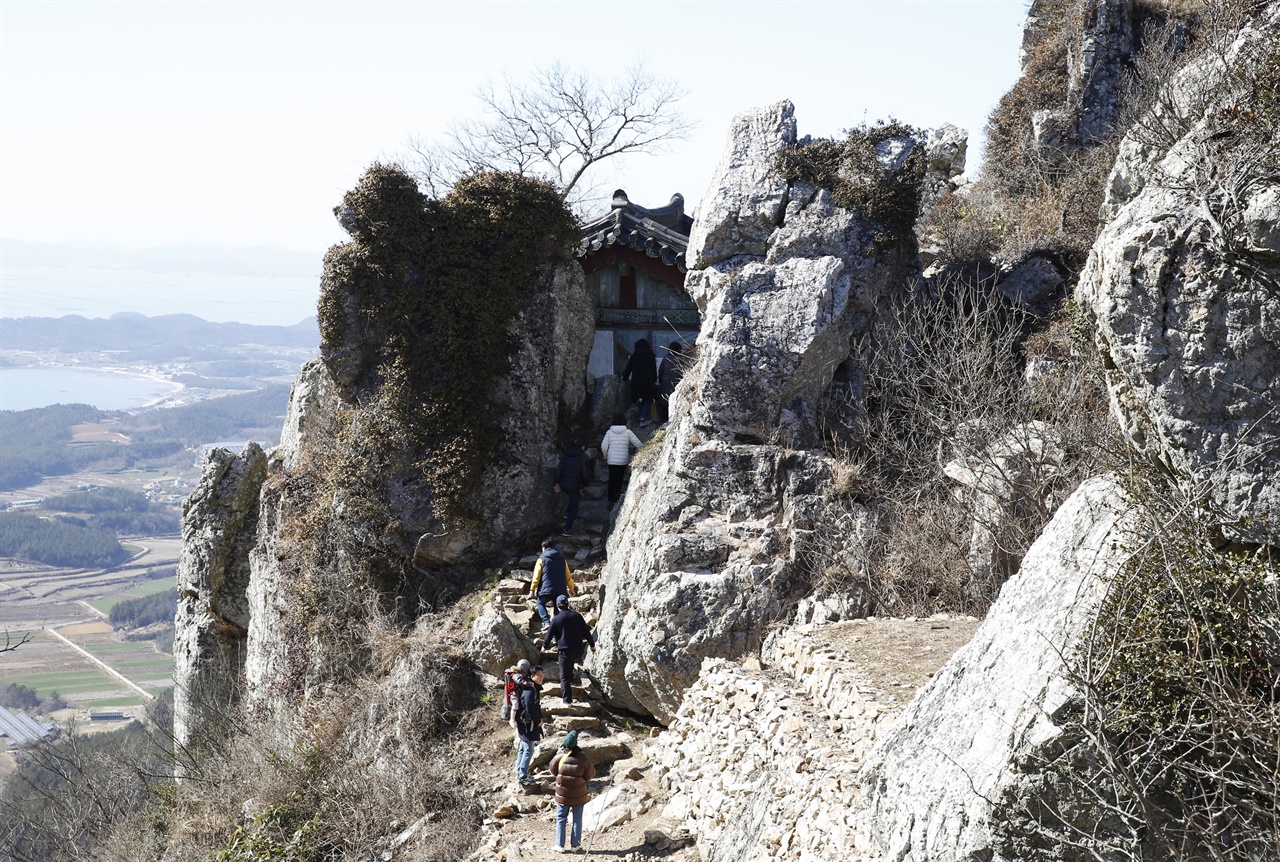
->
[1,0,1030,258]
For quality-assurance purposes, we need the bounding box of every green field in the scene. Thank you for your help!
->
[130,672,173,683]
[121,543,144,555]
[112,659,172,670]
[88,599,118,614]
[83,695,145,707]
[4,669,118,695]
[85,642,152,653]
[124,577,177,597]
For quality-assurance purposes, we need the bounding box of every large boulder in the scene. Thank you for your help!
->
[861,475,1136,861]
[588,102,919,723]
[466,605,538,677]
[1077,9,1280,547]
[172,443,267,753]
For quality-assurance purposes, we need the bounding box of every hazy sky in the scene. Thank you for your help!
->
[1,1,1029,256]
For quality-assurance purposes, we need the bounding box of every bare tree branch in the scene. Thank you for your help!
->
[406,59,693,206]
[1,629,33,653]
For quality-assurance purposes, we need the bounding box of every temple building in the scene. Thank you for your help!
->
[576,189,699,378]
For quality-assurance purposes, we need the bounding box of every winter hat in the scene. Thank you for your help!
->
[563,730,579,750]
[516,659,532,675]
[555,594,570,609]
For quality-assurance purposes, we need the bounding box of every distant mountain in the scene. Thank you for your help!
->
[0,238,322,279]
[0,313,319,353]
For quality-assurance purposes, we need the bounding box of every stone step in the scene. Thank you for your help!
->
[531,732,633,770]
[542,700,601,718]
[547,715,604,732]
[540,681,596,701]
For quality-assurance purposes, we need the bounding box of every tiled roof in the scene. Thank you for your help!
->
[577,189,693,272]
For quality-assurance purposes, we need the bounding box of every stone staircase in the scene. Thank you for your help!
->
[469,426,680,857]
[483,485,638,784]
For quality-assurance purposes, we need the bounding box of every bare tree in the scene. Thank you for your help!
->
[408,59,693,204]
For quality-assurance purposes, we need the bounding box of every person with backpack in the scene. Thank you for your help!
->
[529,538,575,630]
[554,438,590,536]
[549,730,596,853]
[510,664,545,788]
[543,594,596,704]
[622,339,660,426]
[600,414,643,508]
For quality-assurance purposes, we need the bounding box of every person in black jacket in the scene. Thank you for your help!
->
[622,338,659,426]
[543,595,596,704]
[554,438,589,536]
[511,665,544,787]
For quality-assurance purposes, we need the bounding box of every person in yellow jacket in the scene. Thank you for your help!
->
[529,538,575,629]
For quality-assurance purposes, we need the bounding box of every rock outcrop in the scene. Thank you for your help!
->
[860,475,1135,861]
[172,443,267,752]
[1077,9,1280,547]
[1021,0,1134,146]
[175,169,597,719]
[588,102,920,722]
[1070,0,1134,143]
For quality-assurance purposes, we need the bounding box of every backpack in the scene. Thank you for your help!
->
[501,668,523,721]
[511,678,535,728]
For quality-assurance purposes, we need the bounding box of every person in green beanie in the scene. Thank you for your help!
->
[549,730,595,852]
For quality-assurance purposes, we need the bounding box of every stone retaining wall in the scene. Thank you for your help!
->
[652,636,890,861]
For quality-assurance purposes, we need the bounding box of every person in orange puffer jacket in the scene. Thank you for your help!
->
[549,730,596,853]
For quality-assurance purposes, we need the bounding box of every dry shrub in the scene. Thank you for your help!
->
[1001,469,1280,861]
[835,277,1117,615]
[88,609,482,862]
[918,189,1002,265]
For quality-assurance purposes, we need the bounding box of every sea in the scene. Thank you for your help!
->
[0,366,182,412]
[0,261,319,412]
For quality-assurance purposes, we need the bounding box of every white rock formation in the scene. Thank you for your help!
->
[1077,8,1280,547]
[173,443,267,753]
[588,101,919,723]
[465,605,539,677]
[860,475,1136,861]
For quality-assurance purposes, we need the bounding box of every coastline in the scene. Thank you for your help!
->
[0,364,185,412]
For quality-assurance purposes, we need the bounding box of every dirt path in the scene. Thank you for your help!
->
[45,625,154,700]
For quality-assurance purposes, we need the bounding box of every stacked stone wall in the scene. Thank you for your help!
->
[651,626,899,861]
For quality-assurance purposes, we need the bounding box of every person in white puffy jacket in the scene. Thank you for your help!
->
[600,413,643,506]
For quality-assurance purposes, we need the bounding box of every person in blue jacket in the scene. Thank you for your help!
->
[529,538,574,630]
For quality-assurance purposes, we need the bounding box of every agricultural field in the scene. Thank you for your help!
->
[0,538,179,725]
[0,535,181,626]
[0,624,171,717]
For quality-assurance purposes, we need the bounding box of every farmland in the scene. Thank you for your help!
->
[0,537,180,719]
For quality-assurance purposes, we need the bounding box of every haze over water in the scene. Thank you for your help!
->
[2,265,319,327]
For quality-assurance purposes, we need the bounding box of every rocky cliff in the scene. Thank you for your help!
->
[588,101,922,723]
[1078,5,1280,547]
[174,168,594,731]
[164,4,1280,860]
